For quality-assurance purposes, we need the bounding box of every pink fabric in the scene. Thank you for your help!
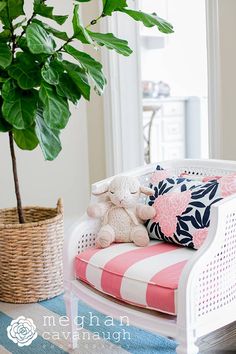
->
[149,260,188,289]
[75,242,192,315]
[150,170,172,184]
[179,172,191,178]
[101,243,179,298]
[192,228,208,249]
[219,173,236,197]
[146,260,187,313]
[75,247,104,283]
[202,175,221,182]
[152,190,192,237]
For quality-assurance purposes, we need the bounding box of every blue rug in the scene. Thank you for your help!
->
[0,295,177,353]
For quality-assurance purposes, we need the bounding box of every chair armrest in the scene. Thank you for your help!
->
[177,195,236,331]
[63,214,101,287]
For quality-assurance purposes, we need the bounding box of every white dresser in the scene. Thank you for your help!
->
[143,97,188,163]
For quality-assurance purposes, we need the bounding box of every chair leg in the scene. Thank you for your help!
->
[176,330,199,354]
[64,291,78,349]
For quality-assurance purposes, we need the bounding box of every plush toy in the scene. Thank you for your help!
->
[87,176,156,248]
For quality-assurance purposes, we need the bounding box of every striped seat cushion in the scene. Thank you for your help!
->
[75,241,195,315]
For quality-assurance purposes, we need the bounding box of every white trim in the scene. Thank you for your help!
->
[101,14,123,176]
[206,0,222,159]
[101,3,144,176]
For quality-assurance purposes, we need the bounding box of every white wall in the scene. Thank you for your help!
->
[0,0,90,221]
[0,105,90,221]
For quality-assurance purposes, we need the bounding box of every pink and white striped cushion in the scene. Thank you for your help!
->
[75,241,194,315]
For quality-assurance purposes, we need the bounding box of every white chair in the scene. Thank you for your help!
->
[63,159,236,354]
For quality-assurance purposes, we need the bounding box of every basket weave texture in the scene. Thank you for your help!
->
[0,199,64,303]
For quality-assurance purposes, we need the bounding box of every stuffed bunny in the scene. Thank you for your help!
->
[87,176,156,248]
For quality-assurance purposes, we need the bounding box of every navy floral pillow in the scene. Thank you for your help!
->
[146,165,236,249]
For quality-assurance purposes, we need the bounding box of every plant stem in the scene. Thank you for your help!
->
[57,36,73,52]
[17,12,35,44]
[6,5,25,223]
[57,14,104,52]
[8,132,25,224]
[85,14,103,29]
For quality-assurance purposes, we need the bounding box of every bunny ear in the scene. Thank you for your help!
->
[140,186,155,196]
[92,183,109,196]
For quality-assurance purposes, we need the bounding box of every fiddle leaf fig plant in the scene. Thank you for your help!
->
[0,0,173,223]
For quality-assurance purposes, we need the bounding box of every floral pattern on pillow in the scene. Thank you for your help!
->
[146,165,236,249]
[192,228,209,249]
[218,174,236,197]
[150,169,173,184]
[152,190,192,237]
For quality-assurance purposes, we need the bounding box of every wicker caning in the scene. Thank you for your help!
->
[0,199,64,303]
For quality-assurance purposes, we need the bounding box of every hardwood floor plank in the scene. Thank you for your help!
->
[198,322,236,353]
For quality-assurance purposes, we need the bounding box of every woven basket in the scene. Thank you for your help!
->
[0,199,64,303]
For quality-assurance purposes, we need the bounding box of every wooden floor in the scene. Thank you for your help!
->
[197,321,236,353]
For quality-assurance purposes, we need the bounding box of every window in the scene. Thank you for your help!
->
[139,0,209,163]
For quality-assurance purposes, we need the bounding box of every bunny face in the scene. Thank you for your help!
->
[108,176,141,208]
[92,176,154,207]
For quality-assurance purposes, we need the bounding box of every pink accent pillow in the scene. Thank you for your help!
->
[147,165,236,249]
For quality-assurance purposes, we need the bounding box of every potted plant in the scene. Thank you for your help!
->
[0,0,173,303]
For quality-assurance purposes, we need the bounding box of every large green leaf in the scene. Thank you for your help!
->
[0,2,6,13]
[0,1,23,27]
[63,61,90,100]
[102,0,127,16]
[13,125,39,150]
[119,9,174,34]
[65,45,106,95]
[0,29,11,42]
[0,43,12,69]
[35,105,62,161]
[88,31,132,56]
[26,22,56,54]
[1,78,16,100]
[0,68,8,82]
[17,37,30,52]
[2,80,38,129]
[72,5,93,44]
[17,37,49,64]
[39,80,71,129]
[0,3,10,28]
[56,73,81,104]
[8,53,41,89]
[0,96,11,132]
[34,0,68,25]
[32,19,69,41]
[0,115,11,131]
[8,0,24,19]
[41,60,60,85]
[0,77,7,83]
[68,71,90,100]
